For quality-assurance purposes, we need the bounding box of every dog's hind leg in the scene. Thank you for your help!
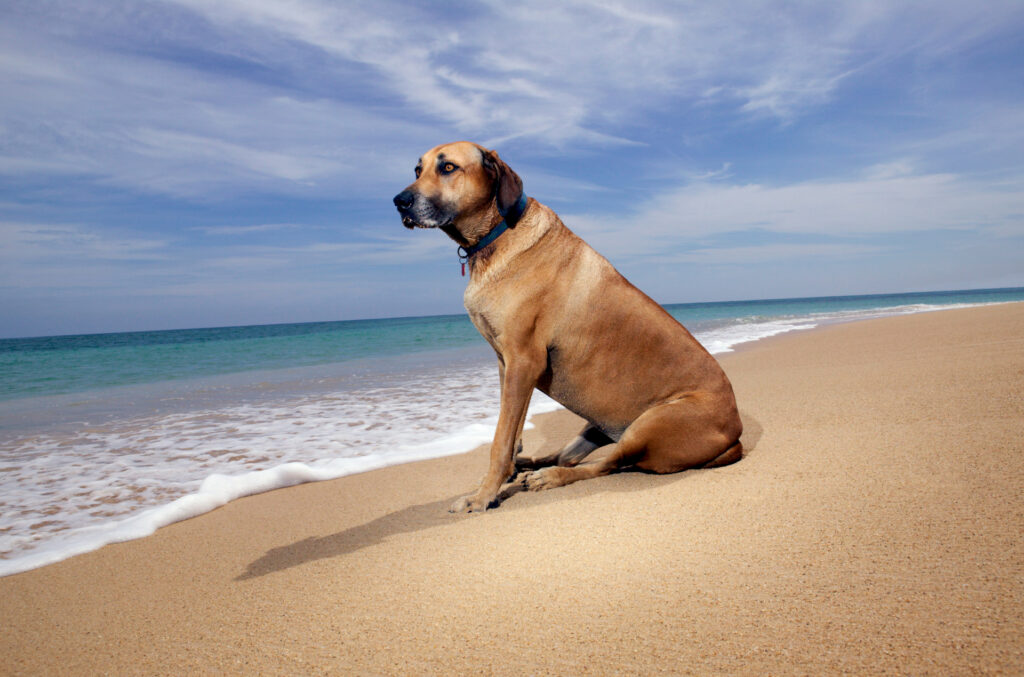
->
[523,441,632,491]
[557,424,614,466]
[524,393,741,491]
[515,423,612,471]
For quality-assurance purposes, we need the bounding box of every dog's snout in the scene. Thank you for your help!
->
[393,190,415,211]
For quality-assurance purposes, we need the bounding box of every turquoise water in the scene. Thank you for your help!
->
[4,287,1023,402]
[1,286,1023,577]
[0,314,482,401]
[670,287,1024,323]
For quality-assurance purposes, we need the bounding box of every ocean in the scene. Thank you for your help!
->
[2,287,1023,576]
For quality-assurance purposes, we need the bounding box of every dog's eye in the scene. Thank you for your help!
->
[441,162,457,175]
[414,166,422,178]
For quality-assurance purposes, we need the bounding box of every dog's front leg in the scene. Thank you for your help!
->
[450,352,542,512]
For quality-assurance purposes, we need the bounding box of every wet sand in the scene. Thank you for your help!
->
[2,303,1023,674]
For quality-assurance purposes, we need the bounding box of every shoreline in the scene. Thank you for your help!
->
[3,302,1023,673]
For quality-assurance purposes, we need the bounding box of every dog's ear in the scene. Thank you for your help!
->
[482,149,523,217]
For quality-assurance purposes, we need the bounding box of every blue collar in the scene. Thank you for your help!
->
[459,193,529,261]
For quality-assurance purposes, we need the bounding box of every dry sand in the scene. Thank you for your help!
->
[2,303,1023,675]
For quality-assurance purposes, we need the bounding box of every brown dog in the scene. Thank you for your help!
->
[393,141,743,512]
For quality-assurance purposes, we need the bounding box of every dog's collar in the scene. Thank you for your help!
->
[457,193,529,274]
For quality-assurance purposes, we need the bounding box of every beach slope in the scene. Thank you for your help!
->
[2,303,1023,674]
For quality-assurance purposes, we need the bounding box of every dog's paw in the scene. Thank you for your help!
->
[449,492,496,513]
[524,466,569,491]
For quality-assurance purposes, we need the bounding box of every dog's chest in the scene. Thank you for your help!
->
[465,299,511,357]
[466,306,497,344]
[464,282,527,357]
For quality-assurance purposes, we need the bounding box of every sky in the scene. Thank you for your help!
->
[2,0,1023,338]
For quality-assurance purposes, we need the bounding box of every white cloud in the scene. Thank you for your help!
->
[194,223,301,236]
[0,217,453,300]
[649,243,885,266]
[564,170,1024,259]
[0,222,172,299]
[127,129,340,182]
[0,222,168,264]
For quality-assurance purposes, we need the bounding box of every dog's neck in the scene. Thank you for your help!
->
[456,194,529,271]
[465,194,528,254]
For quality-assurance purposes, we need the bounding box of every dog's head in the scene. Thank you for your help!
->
[393,141,523,246]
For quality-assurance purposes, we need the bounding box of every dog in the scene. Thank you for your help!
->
[393,141,743,512]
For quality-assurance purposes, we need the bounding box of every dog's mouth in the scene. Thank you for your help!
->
[401,213,454,230]
[401,215,434,230]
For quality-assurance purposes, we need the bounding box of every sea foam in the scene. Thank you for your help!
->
[0,359,560,577]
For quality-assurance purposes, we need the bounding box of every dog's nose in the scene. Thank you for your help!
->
[393,190,415,211]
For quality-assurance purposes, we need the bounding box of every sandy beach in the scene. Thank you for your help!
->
[2,303,1022,674]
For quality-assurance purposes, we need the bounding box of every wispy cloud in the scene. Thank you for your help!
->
[193,223,302,236]
[0,222,168,267]
[661,242,885,266]
[567,169,1024,259]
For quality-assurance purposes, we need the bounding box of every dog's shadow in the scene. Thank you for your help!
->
[234,483,540,581]
[236,411,763,581]
[235,497,458,581]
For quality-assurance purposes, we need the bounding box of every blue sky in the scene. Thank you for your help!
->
[2,0,1023,337]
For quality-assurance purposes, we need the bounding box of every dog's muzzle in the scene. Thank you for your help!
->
[393,190,450,229]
